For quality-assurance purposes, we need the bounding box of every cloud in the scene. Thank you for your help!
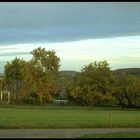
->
[1,35,140,73]
[0,2,140,45]
[0,47,18,51]
[0,52,30,57]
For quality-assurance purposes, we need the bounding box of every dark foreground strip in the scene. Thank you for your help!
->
[0,128,140,138]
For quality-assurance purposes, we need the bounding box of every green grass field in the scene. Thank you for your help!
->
[81,132,140,138]
[0,104,140,129]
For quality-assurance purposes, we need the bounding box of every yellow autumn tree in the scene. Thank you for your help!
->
[22,47,60,104]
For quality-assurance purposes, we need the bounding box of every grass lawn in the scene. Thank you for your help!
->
[0,104,140,129]
[80,132,140,138]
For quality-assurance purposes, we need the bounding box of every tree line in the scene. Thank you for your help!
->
[2,47,140,108]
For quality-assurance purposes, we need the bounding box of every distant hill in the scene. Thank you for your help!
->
[1,68,140,78]
[60,68,140,78]
[113,68,140,78]
[60,70,78,77]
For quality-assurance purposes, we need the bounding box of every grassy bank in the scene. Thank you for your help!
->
[0,104,140,129]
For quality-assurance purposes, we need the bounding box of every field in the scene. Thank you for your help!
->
[81,132,140,138]
[0,104,140,129]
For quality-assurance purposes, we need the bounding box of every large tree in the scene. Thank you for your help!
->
[70,60,114,106]
[22,47,60,104]
[112,72,140,108]
[4,57,26,102]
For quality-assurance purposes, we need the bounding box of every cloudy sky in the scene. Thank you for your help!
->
[0,2,140,72]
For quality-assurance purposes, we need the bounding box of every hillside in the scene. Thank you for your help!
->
[1,68,140,78]
[60,70,78,77]
[113,68,140,77]
[60,68,140,78]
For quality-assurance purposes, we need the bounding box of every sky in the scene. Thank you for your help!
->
[0,2,140,73]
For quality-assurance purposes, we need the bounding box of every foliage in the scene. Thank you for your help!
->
[4,47,60,105]
[3,47,140,108]
[21,47,60,104]
[4,57,26,102]
[112,72,140,108]
[70,60,114,106]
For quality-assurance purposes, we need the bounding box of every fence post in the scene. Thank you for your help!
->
[0,91,2,101]
[7,92,10,104]
[109,113,112,133]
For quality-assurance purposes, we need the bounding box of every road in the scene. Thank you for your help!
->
[0,128,140,138]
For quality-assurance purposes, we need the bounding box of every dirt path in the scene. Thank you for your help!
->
[0,128,140,138]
